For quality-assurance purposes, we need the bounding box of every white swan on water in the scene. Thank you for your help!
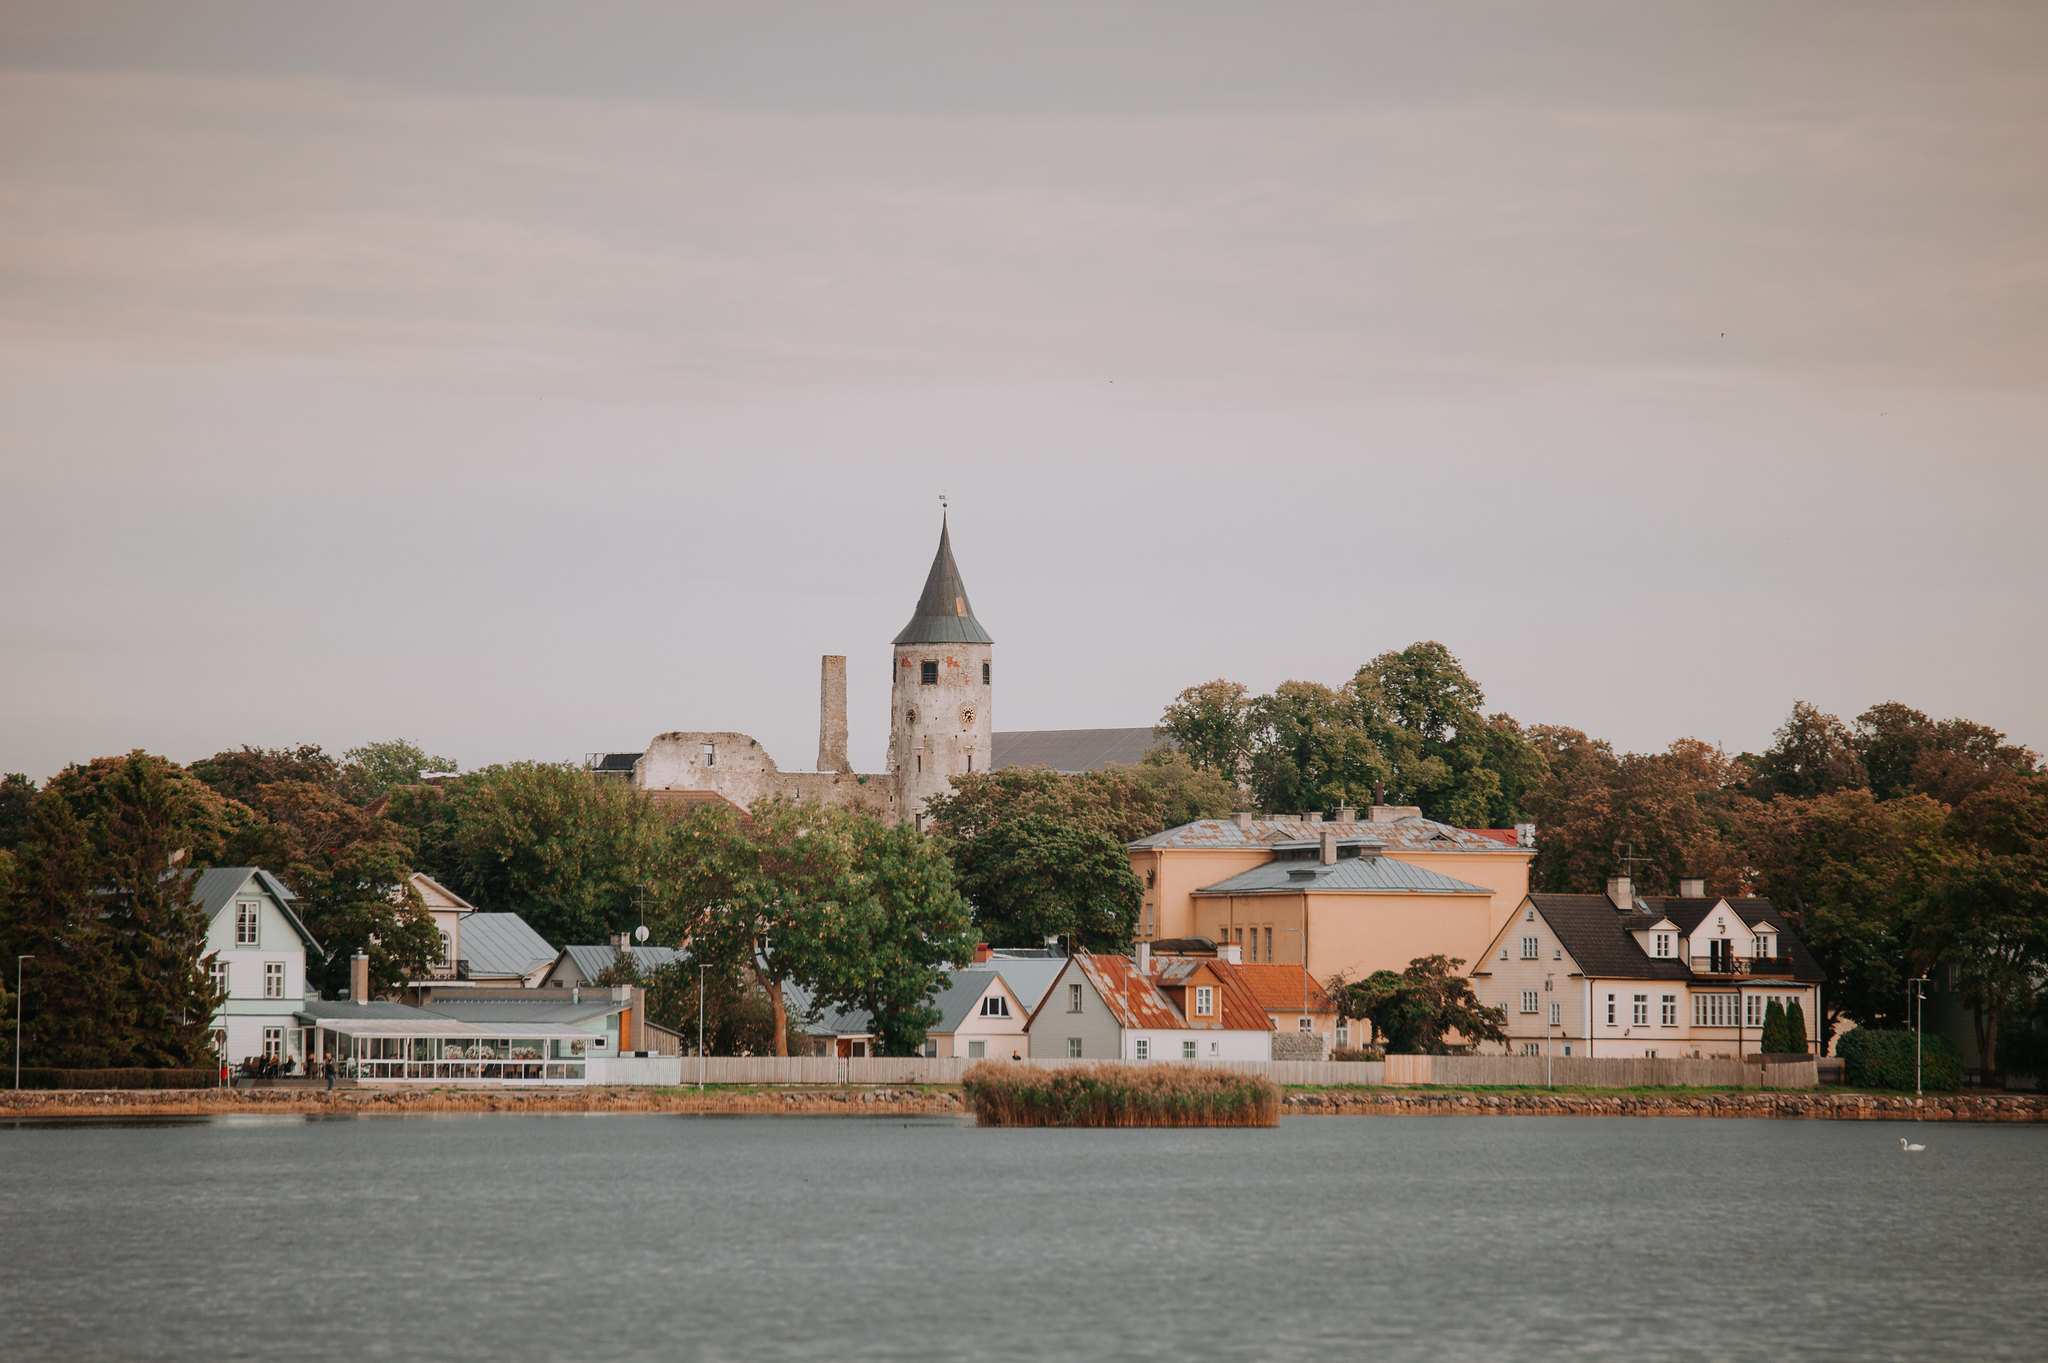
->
[1899,1137,1925,1151]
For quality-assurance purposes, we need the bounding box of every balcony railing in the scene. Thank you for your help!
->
[421,958,470,981]
[1690,955,1798,977]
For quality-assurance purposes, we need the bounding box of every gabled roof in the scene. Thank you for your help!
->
[409,872,475,913]
[1193,856,1491,896]
[992,728,1165,773]
[1151,957,1275,1032]
[892,517,993,645]
[1132,815,1530,854]
[929,969,1014,1033]
[1525,895,1691,981]
[1638,897,1826,982]
[1234,964,1338,1015]
[553,943,684,983]
[190,866,322,953]
[455,912,557,979]
[1034,954,1274,1034]
[983,952,1069,1011]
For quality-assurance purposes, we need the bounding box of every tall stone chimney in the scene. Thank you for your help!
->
[349,951,370,1004]
[1320,828,1338,865]
[817,654,850,773]
[1605,875,1634,913]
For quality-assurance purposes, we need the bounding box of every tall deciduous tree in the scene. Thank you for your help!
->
[1158,680,1258,781]
[0,772,36,852]
[440,762,662,946]
[1927,773,2048,1072]
[1525,730,1748,896]
[344,739,458,802]
[947,816,1142,953]
[1329,956,1507,1055]
[924,766,1167,846]
[1853,702,2039,806]
[1745,701,1867,801]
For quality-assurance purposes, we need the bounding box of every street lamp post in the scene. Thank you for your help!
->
[14,955,32,1090]
[1910,975,1930,1097]
[698,962,708,1092]
[1545,972,1555,1089]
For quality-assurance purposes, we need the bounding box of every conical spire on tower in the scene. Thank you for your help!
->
[892,516,993,645]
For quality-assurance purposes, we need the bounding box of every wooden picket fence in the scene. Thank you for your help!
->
[629,1056,1390,1087]
[1381,1054,1818,1089]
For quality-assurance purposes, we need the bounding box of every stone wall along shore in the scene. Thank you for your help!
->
[1281,1089,2048,1121]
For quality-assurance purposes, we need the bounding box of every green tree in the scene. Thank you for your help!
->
[1736,788,1951,1045]
[1125,748,1242,828]
[191,744,357,806]
[807,818,976,1056]
[643,958,806,1056]
[1246,679,1390,815]
[1159,680,1258,780]
[924,765,1168,846]
[441,762,662,946]
[947,815,1142,953]
[2,792,119,1067]
[1330,956,1507,1054]
[1853,702,2039,806]
[1525,730,1748,897]
[344,739,458,801]
[0,773,36,852]
[228,781,439,997]
[1745,701,1867,801]
[1784,998,1810,1054]
[1759,998,1790,1053]
[1925,773,2048,1072]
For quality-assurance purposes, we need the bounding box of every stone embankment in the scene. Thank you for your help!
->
[1280,1090,2048,1122]
[0,1087,967,1119]
[6,1087,2043,1122]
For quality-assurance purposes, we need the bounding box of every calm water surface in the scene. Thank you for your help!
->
[1,1113,2041,1362]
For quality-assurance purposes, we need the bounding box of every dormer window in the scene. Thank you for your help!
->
[1195,986,1214,1017]
[1654,933,1672,958]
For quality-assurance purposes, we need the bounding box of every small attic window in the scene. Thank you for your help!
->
[921,660,939,686]
[702,743,715,767]
[1525,908,1536,922]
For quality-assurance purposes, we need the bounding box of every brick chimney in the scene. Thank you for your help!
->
[972,942,993,965]
[817,654,850,773]
[1320,828,1338,865]
[1231,811,1254,831]
[1334,805,1356,823]
[1218,943,1242,964]
[1679,877,1706,899]
[1606,875,1634,913]
[1135,941,1152,974]
[349,951,370,1005]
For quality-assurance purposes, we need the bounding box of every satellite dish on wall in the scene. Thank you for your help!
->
[635,925,650,943]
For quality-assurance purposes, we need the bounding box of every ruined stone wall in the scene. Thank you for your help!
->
[636,730,894,819]
[888,641,994,826]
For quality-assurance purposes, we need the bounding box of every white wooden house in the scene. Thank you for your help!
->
[196,867,321,1067]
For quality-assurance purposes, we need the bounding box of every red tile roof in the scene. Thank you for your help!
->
[1233,964,1337,1015]
[1467,828,1518,845]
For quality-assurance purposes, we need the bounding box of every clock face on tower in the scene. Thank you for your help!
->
[959,705,976,728]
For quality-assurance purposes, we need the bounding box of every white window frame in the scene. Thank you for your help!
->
[262,1027,284,1060]
[210,959,230,999]
[1133,1038,1149,1060]
[1661,995,1678,1027]
[1066,1038,1082,1059]
[1521,1042,1540,1056]
[1654,933,1671,958]
[1632,995,1648,1027]
[1520,990,1540,1014]
[979,995,1010,1019]
[1521,936,1540,960]
[1068,982,1083,1013]
[236,902,259,946]
[1549,1001,1562,1027]
[264,961,285,1000]
[1195,986,1214,1017]
[1297,1016,1315,1032]
[967,1040,986,1059]
[1182,1040,1197,1060]
[1605,994,1616,1025]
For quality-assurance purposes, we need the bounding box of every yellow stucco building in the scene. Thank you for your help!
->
[1127,807,1535,985]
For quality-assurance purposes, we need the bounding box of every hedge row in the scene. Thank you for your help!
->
[1837,1029,1962,1091]
[10,1068,221,1090]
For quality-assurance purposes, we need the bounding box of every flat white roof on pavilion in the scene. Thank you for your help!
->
[303,1017,596,1040]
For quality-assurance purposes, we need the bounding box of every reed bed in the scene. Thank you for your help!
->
[960,1062,1280,1128]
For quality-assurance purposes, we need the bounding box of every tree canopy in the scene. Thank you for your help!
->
[1329,955,1507,1055]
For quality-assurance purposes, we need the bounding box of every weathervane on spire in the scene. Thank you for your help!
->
[939,492,948,512]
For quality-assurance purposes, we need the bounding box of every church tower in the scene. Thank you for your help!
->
[890,516,993,828]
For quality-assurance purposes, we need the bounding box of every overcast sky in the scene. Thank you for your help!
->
[3,1,2045,783]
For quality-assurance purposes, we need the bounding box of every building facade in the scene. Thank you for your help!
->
[1468,877,1825,1059]
[196,867,321,1067]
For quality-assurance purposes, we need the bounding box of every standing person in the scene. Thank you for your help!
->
[324,1055,335,1091]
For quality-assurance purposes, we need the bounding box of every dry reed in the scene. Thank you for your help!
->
[960,1062,1280,1128]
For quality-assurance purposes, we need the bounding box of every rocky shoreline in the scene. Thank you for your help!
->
[3,1086,2042,1122]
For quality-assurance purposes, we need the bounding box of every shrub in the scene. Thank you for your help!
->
[11,1068,218,1090]
[1994,1020,2048,1076]
[1837,1029,1962,1091]
[1783,999,1810,1055]
[1330,1047,1385,1062]
[1760,1000,1789,1054]
[960,1062,1280,1128]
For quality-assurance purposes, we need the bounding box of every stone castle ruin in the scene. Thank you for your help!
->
[613,517,996,828]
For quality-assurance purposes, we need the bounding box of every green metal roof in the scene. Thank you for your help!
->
[892,517,993,645]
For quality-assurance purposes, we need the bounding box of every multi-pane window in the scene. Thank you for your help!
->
[1693,993,1737,1027]
[1133,1039,1149,1060]
[210,960,230,999]
[262,1027,284,1060]
[1195,986,1214,1017]
[1521,936,1540,960]
[1066,1038,1082,1058]
[1336,1021,1350,1047]
[1297,1016,1314,1032]
[1654,933,1672,958]
[1549,1001,1562,1027]
[264,962,285,1000]
[438,932,452,963]
[1068,983,1083,1013]
[920,660,939,686]
[1605,994,1617,1025]
[1746,994,1765,1027]
[979,995,1011,1018]
[1182,1040,1197,1060]
[1661,995,1678,1026]
[1521,1042,1540,1056]
[1520,990,1540,1014]
[702,743,716,767]
[236,903,259,945]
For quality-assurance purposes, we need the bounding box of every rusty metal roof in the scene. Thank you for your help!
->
[893,516,993,645]
[1130,815,1529,853]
